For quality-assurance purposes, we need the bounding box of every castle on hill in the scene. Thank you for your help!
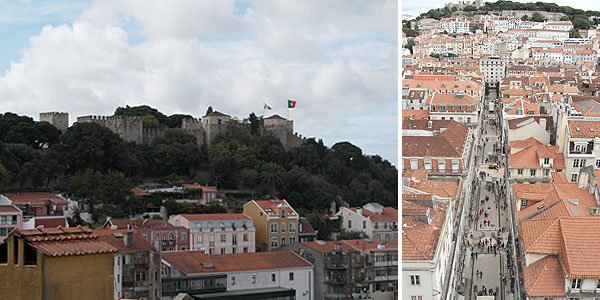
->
[39,111,306,149]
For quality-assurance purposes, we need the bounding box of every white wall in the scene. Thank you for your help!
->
[227,267,313,300]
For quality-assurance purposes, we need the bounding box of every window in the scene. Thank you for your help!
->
[13,236,18,265]
[530,169,536,177]
[271,238,278,248]
[243,233,249,242]
[0,216,5,225]
[410,296,423,300]
[290,237,296,244]
[362,221,367,229]
[289,272,294,281]
[251,274,257,284]
[220,248,225,254]
[281,237,286,247]
[243,247,248,253]
[181,233,186,241]
[156,233,159,241]
[209,234,215,246]
[289,223,295,232]
[141,234,147,240]
[232,235,237,245]
[271,273,276,282]
[220,234,226,243]
[209,248,214,255]
[581,159,587,168]
[162,233,167,241]
[23,243,37,266]
[571,278,582,291]
[596,159,600,169]
[271,223,278,233]
[410,275,420,285]
[574,159,580,167]
[232,247,236,254]
[348,220,352,228]
[281,222,286,232]
[0,243,7,264]
[543,158,550,165]
[572,174,578,182]
[517,169,523,175]
[231,276,235,286]
[197,235,203,244]
[169,233,174,240]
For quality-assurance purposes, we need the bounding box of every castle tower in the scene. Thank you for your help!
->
[39,112,69,131]
[201,111,231,147]
[263,114,293,147]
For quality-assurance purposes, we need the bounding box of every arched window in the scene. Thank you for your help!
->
[289,222,295,233]
[169,233,174,240]
[162,233,167,241]
[281,222,286,232]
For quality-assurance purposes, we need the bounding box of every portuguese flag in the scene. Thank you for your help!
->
[288,99,296,109]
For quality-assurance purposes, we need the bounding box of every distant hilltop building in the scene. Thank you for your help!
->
[402,14,415,21]
[39,110,305,149]
[445,0,484,10]
[39,112,68,131]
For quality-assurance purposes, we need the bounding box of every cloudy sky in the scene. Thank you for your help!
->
[403,0,594,17]
[0,0,398,165]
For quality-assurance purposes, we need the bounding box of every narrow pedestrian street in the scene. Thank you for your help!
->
[463,91,513,300]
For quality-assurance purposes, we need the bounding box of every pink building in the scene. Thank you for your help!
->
[104,217,189,251]
[181,184,218,202]
[168,213,255,255]
[0,205,22,242]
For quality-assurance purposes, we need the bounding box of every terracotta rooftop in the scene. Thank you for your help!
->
[568,120,600,138]
[402,200,447,261]
[0,204,21,214]
[252,200,297,216]
[409,179,460,201]
[402,200,428,217]
[162,251,312,275]
[182,184,217,192]
[560,217,600,278]
[402,109,430,120]
[94,229,154,252]
[131,188,149,196]
[522,255,566,297]
[350,207,398,221]
[508,144,565,169]
[2,192,68,205]
[179,213,250,221]
[509,137,543,152]
[298,217,316,235]
[402,120,469,158]
[430,93,476,105]
[17,225,117,257]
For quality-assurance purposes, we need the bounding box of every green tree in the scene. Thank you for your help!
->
[572,15,591,29]
[430,53,440,59]
[402,26,419,37]
[531,12,547,22]
[142,114,161,128]
[521,14,529,21]
[560,16,570,21]
[569,28,581,38]
[248,113,262,136]
[114,105,169,126]
[258,162,285,197]
[405,38,416,54]
[50,122,139,176]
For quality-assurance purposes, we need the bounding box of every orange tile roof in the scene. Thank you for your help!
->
[131,188,149,196]
[402,200,428,217]
[519,217,562,254]
[559,217,600,278]
[532,200,592,220]
[18,225,117,257]
[505,99,540,116]
[509,137,543,150]
[402,110,430,120]
[522,255,566,297]
[551,172,568,183]
[409,180,460,201]
[182,184,217,192]
[507,116,553,131]
[94,229,154,252]
[509,145,565,169]
[0,204,21,214]
[546,84,579,94]
[3,192,68,205]
[402,201,447,261]
[302,240,357,252]
[402,120,469,158]
[163,251,312,275]
[568,120,600,138]
[298,217,316,234]
[179,213,251,221]
[402,169,428,182]
[253,200,296,215]
[360,207,398,221]
[430,93,476,105]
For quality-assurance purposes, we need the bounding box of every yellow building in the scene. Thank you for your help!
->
[243,199,299,251]
[0,225,117,300]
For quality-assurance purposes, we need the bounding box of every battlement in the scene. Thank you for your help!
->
[40,111,69,131]
[40,112,68,117]
[77,115,142,122]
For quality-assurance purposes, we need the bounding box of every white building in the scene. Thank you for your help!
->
[480,56,507,86]
[336,203,398,243]
[543,20,573,31]
[402,193,453,300]
[162,251,314,300]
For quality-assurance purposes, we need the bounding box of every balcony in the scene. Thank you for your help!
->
[161,240,176,246]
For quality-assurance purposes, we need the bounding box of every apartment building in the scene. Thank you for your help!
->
[161,251,313,300]
[402,193,453,300]
[104,217,189,251]
[402,119,473,176]
[95,229,162,300]
[168,213,256,254]
[557,120,600,182]
[337,203,398,243]
[428,92,479,125]
[243,199,299,251]
[508,142,565,183]
[480,56,506,86]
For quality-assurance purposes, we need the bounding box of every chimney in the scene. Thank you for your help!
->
[427,120,433,128]
[124,231,134,248]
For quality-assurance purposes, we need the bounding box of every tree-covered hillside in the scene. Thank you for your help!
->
[0,107,397,217]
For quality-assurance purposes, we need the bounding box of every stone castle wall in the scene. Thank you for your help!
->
[39,112,69,131]
[493,10,565,21]
[74,113,302,149]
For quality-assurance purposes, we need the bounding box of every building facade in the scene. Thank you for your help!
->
[104,217,190,251]
[168,213,256,254]
[480,56,507,86]
[0,204,22,242]
[337,203,398,243]
[243,200,299,251]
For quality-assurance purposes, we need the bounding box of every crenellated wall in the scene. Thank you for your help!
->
[40,112,69,131]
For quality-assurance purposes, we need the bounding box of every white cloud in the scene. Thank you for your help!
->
[0,0,398,164]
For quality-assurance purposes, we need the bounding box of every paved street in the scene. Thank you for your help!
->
[464,92,513,300]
